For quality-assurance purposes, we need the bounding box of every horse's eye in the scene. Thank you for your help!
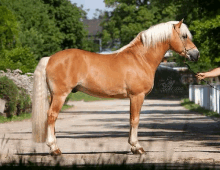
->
[182,34,187,39]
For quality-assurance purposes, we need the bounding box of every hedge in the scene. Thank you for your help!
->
[0,76,31,117]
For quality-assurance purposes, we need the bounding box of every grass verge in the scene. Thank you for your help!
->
[61,104,72,111]
[68,92,113,102]
[0,113,31,123]
[0,92,110,123]
[0,104,73,123]
[181,98,220,118]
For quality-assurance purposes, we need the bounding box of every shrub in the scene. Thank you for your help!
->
[16,88,31,115]
[0,47,37,73]
[0,76,18,116]
[0,76,31,117]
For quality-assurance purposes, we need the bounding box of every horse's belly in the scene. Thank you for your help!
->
[77,85,128,98]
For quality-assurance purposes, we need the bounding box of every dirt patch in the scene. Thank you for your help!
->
[0,99,220,166]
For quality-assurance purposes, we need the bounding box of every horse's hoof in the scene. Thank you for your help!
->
[131,147,145,154]
[51,149,62,156]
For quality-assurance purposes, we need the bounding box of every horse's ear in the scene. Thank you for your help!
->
[175,19,184,28]
[140,32,146,46]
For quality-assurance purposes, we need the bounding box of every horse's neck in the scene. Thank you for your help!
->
[134,41,170,72]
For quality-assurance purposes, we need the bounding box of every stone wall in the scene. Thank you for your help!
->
[0,69,34,96]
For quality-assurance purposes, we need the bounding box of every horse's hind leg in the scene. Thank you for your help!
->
[46,91,69,156]
[128,93,145,154]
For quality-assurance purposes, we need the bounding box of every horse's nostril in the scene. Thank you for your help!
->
[188,49,199,61]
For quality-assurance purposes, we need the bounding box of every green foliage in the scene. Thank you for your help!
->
[102,0,176,49]
[68,92,113,102]
[0,76,31,117]
[181,98,220,118]
[103,0,220,73]
[147,0,220,72]
[42,0,88,50]
[0,6,19,50]
[0,76,18,115]
[61,104,72,111]
[0,4,38,73]
[0,112,31,123]
[0,0,91,73]
[0,0,63,59]
[16,88,31,115]
[189,15,220,72]
[0,46,37,73]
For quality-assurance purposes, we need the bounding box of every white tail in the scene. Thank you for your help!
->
[32,57,50,143]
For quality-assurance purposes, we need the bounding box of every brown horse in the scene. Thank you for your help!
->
[32,20,199,156]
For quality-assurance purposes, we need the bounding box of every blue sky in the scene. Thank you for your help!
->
[70,0,113,19]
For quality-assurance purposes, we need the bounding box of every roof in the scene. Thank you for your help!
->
[83,18,103,36]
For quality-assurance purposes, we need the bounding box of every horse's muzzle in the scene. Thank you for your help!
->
[187,49,200,62]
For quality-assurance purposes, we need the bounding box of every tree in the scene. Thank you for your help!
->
[102,0,176,49]
[102,0,220,73]
[161,0,220,72]
[0,5,37,73]
[0,6,19,50]
[0,0,93,72]
[188,0,220,72]
[0,0,63,59]
[188,15,220,73]
[42,0,89,50]
[0,47,37,73]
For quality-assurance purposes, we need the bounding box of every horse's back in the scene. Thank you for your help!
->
[45,48,153,97]
[46,49,124,92]
[46,49,121,78]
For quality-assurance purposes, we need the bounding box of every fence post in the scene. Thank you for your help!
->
[210,85,217,112]
[189,84,194,102]
[216,84,220,114]
[200,85,210,110]
[194,85,201,105]
[189,84,220,114]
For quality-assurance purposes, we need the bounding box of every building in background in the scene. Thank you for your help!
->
[83,18,103,52]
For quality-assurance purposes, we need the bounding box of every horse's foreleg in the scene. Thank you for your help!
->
[129,93,145,154]
[46,94,67,156]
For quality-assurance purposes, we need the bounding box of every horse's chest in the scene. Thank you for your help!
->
[126,72,154,95]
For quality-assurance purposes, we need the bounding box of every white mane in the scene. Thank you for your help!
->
[113,21,192,54]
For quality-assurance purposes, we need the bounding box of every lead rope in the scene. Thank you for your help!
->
[184,62,220,91]
[173,25,220,91]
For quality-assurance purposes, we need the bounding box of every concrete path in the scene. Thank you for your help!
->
[0,99,220,166]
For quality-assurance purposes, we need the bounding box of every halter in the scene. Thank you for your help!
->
[173,25,196,59]
[173,25,220,91]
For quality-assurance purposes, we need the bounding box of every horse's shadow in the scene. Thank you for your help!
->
[16,151,131,156]
[11,101,220,156]
[60,108,220,148]
[16,149,220,157]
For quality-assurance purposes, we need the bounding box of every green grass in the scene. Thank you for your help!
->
[181,98,220,118]
[0,113,32,123]
[0,104,73,123]
[0,92,110,123]
[68,92,113,102]
[61,104,72,111]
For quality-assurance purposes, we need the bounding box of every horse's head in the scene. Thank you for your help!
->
[170,20,200,62]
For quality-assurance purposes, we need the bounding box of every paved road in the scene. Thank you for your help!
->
[0,99,220,166]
